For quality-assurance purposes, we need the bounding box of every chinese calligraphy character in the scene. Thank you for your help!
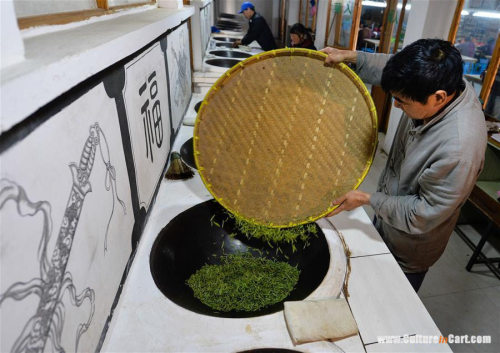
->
[139,71,163,163]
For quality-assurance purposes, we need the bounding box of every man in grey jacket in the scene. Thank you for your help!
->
[322,39,487,291]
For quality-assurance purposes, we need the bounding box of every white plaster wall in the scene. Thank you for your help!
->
[0,83,134,353]
[287,0,300,27]
[0,6,194,352]
[314,0,329,50]
[13,0,97,17]
[403,0,457,46]
[191,0,213,71]
[1,0,25,68]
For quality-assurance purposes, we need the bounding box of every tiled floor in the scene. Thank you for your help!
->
[359,133,500,353]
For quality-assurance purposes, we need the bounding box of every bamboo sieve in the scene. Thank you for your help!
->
[194,48,377,228]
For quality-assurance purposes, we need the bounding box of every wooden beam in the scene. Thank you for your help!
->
[312,0,318,33]
[378,0,397,53]
[324,0,332,47]
[96,0,108,10]
[480,34,500,111]
[299,0,303,25]
[305,0,310,27]
[448,0,465,43]
[392,0,407,53]
[348,0,362,51]
[280,0,287,44]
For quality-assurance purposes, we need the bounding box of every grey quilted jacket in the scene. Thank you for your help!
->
[356,52,487,273]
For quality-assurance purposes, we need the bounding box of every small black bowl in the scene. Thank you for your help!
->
[180,137,196,170]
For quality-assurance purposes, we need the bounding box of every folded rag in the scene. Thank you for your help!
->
[283,297,358,345]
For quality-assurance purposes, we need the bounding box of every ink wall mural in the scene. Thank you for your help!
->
[0,83,134,353]
[167,22,192,132]
[123,41,172,212]
[0,21,192,352]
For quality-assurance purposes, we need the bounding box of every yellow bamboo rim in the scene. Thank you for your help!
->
[194,48,377,228]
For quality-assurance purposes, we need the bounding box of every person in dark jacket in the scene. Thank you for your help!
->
[232,2,277,51]
[289,23,317,50]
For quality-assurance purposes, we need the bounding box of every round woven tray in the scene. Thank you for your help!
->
[194,48,377,227]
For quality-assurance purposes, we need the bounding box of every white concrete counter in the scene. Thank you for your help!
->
[102,124,452,353]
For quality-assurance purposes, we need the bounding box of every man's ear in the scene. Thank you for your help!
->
[433,90,448,106]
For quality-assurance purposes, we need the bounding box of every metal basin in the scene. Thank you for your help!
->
[180,137,196,170]
[149,200,330,318]
[217,20,241,28]
[205,58,240,68]
[209,50,252,59]
[216,42,234,49]
[219,13,239,19]
[238,348,301,353]
[217,25,243,31]
[213,36,239,43]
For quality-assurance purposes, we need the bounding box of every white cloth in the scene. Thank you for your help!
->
[283,297,358,345]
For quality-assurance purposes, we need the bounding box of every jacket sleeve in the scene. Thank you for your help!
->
[241,18,264,45]
[370,154,481,234]
[355,51,392,86]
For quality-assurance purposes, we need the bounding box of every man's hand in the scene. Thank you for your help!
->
[232,40,242,48]
[320,47,358,65]
[326,190,371,217]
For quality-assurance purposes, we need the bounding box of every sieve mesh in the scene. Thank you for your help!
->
[194,49,377,227]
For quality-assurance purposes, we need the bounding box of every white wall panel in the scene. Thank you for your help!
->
[0,83,134,353]
[123,42,172,212]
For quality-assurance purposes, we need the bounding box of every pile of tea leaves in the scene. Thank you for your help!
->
[228,212,318,250]
[186,253,300,312]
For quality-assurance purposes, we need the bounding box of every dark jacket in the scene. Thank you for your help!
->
[241,13,277,51]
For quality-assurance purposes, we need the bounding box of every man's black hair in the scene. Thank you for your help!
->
[381,39,463,104]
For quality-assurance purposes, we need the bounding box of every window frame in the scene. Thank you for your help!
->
[16,0,156,30]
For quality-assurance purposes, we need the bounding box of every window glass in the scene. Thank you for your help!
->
[389,0,410,53]
[357,0,386,51]
[339,0,358,47]
[455,0,500,118]
[13,0,97,18]
[325,0,357,49]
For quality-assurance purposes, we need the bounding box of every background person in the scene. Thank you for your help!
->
[289,23,317,50]
[232,2,277,51]
[321,39,487,292]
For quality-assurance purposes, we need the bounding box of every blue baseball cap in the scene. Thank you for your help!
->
[239,1,255,13]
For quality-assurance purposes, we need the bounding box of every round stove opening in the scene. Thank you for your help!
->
[237,348,301,353]
[217,26,243,32]
[209,50,252,59]
[180,137,196,170]
[219,13,239,19]
[149,200,330,318]
[213,36,238,43]
[205,58,240,68]
[215,42,234,49]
